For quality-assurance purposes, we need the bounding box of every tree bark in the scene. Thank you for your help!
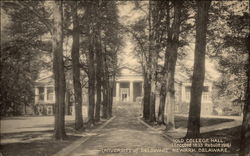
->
[186,0,211,138]
[148,0,157,123]
[102,48,109,119]
[108,77,115,117]
[71,1,84,130]
[239,34,250,156]
[51,0,66,140]
[143,73,151,120]
[95,34,102,122]
[87,39,96,126]
[166,59,177,130]
[158,84,167,124]
[86,2,97,126]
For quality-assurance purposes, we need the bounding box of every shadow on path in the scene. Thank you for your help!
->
[66,102,192,156]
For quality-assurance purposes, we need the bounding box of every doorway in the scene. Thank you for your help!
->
[120,88,129,102]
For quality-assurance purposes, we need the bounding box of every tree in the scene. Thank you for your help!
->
[94,1,102,122]
[186,0,211,138]
[1,2,50,116]
[157,1,183,129]
[100,1,121,118]
[71,1,84,130]
[240,33,250,156]
[84,1,97,126]
[51,0,67,140]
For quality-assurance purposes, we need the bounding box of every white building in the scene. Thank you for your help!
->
[34,66,213,115]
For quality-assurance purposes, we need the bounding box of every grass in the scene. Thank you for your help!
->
[0,134,80,156]
[0,118,107,156]
[200,126,241,154]
[143,115,234,129]
[174,116,234,129]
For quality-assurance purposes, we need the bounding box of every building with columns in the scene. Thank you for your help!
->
[34,75,72,115]
[34,66,214,115]
[114,66,143,103]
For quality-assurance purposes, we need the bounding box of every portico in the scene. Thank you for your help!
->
[114,67,143,102]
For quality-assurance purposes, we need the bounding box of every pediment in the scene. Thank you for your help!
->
[35,75,54,86]
[118,67,141,76]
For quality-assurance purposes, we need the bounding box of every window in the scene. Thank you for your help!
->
[38,87,45,101]
[47,87,54,101]
[202,86,209,101]
[202,92,209,101]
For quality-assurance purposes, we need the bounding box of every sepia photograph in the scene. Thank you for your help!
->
[0,0,249,156]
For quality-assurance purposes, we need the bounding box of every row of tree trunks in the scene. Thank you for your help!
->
[186,0,211,138]
[51,0,66,140]
[71,1,84,130]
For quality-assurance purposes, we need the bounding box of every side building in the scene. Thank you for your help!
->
[34,75,72,115]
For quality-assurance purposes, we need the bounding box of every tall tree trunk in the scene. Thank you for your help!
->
[166,59,176,130]
[186,0,211,138]
[95,34,102,122]
[158,84,167,124]
[165,0,182,130]
[87,40,96,126]
[71,1,84,130]
[102,49,108,119]
[65,88,70,115]
[51,0,66,140]
[107,81,112,118]
[87,2,96,126]
[148,0,156,123]
[157,1,170,125]
[108,76,115,117]
[143,73,151,120]
[239,34,250,156]
[102,83,108,118]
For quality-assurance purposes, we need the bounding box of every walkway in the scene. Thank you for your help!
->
[63,103,189,156]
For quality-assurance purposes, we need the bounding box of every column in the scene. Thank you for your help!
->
[35,87,39,104]
[141,82,144,96]
[44,86,47,102]
[53,87,55,102]
[116,82,120,102]
[130,81,133,102]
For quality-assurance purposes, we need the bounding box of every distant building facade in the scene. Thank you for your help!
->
[34,75,73,115]
[34,67,213,115]
[113,66,214,115]
[113,67,143,103]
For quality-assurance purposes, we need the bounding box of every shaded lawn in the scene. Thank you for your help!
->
[144,116,234,129]
[174,116,234,129]
[0,119,107,156]
[0,134,80,156]
[199,126,241,154]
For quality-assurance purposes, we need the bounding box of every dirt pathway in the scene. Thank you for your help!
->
[65,103,190,156]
